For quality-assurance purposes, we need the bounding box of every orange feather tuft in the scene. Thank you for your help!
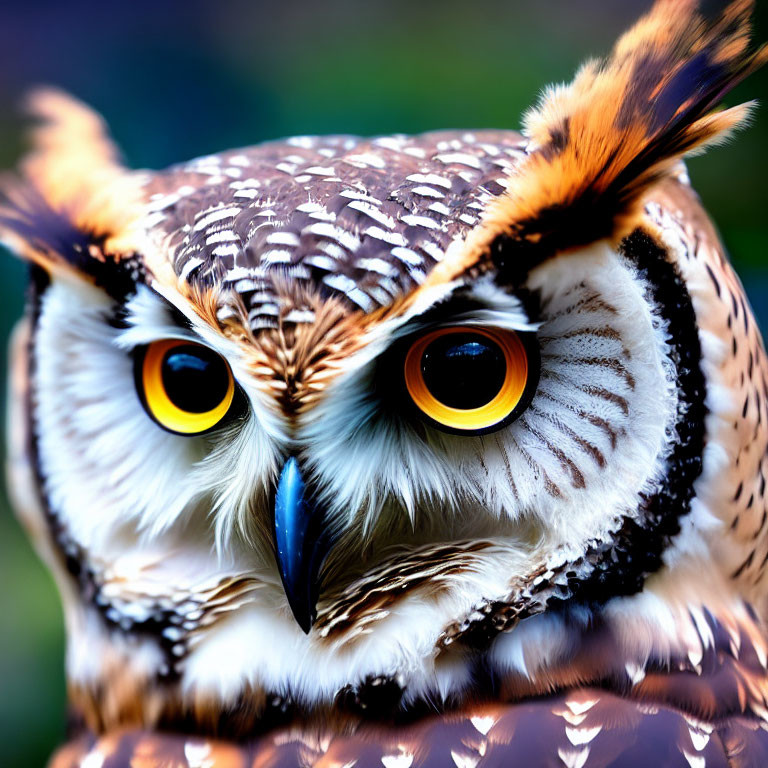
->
[422,0,767,291]
[0,89,147,281]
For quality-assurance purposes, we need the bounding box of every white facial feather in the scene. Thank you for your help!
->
[34,280,206,547]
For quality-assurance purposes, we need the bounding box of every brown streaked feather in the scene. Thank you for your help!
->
[418,0,767,295]
[644,174,768,606]
[315,540,494,644]
[244,287,370,417]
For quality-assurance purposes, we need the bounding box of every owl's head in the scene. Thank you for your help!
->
[3,0,768,733]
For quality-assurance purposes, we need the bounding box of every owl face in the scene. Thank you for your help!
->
[31,176,677,603]
[3,0,767,731]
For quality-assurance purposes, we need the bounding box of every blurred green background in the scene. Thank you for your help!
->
[0,1,766,765]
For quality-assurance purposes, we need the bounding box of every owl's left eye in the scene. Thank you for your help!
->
[135,339,237,435]
[402,326,538,435]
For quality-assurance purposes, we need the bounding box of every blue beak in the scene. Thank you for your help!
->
[273,457,334,633]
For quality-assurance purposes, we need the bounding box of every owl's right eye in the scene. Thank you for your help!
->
[402,326,539,435]
[134,340,238,435]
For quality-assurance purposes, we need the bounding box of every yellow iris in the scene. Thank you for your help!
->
[139,339,235,435]
[404,327,531,433]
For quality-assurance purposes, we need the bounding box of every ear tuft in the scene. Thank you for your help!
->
[0,89,147,282]
[508,0,767,250]
[422,0,766,291]
[22,89,127,219]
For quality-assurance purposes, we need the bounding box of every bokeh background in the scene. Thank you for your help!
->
[0,1,766,765]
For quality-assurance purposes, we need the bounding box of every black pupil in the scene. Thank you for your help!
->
[161,345,230,413]
[421,333,507,409]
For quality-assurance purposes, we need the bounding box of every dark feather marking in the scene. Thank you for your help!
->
[541,116,571,159]
[529,402,607,469]
[523,420,586,488]
[537,326,623,344]
[514,432,563,498]
[535,383,622,448]
[705,262,722,297]
[541,354,637,389]
[578,386,631,416]
[492,434,520,502]
[315,541,492,639]
[732,549,755,579]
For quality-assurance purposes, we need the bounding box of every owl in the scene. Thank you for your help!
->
[3,1,768,766]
